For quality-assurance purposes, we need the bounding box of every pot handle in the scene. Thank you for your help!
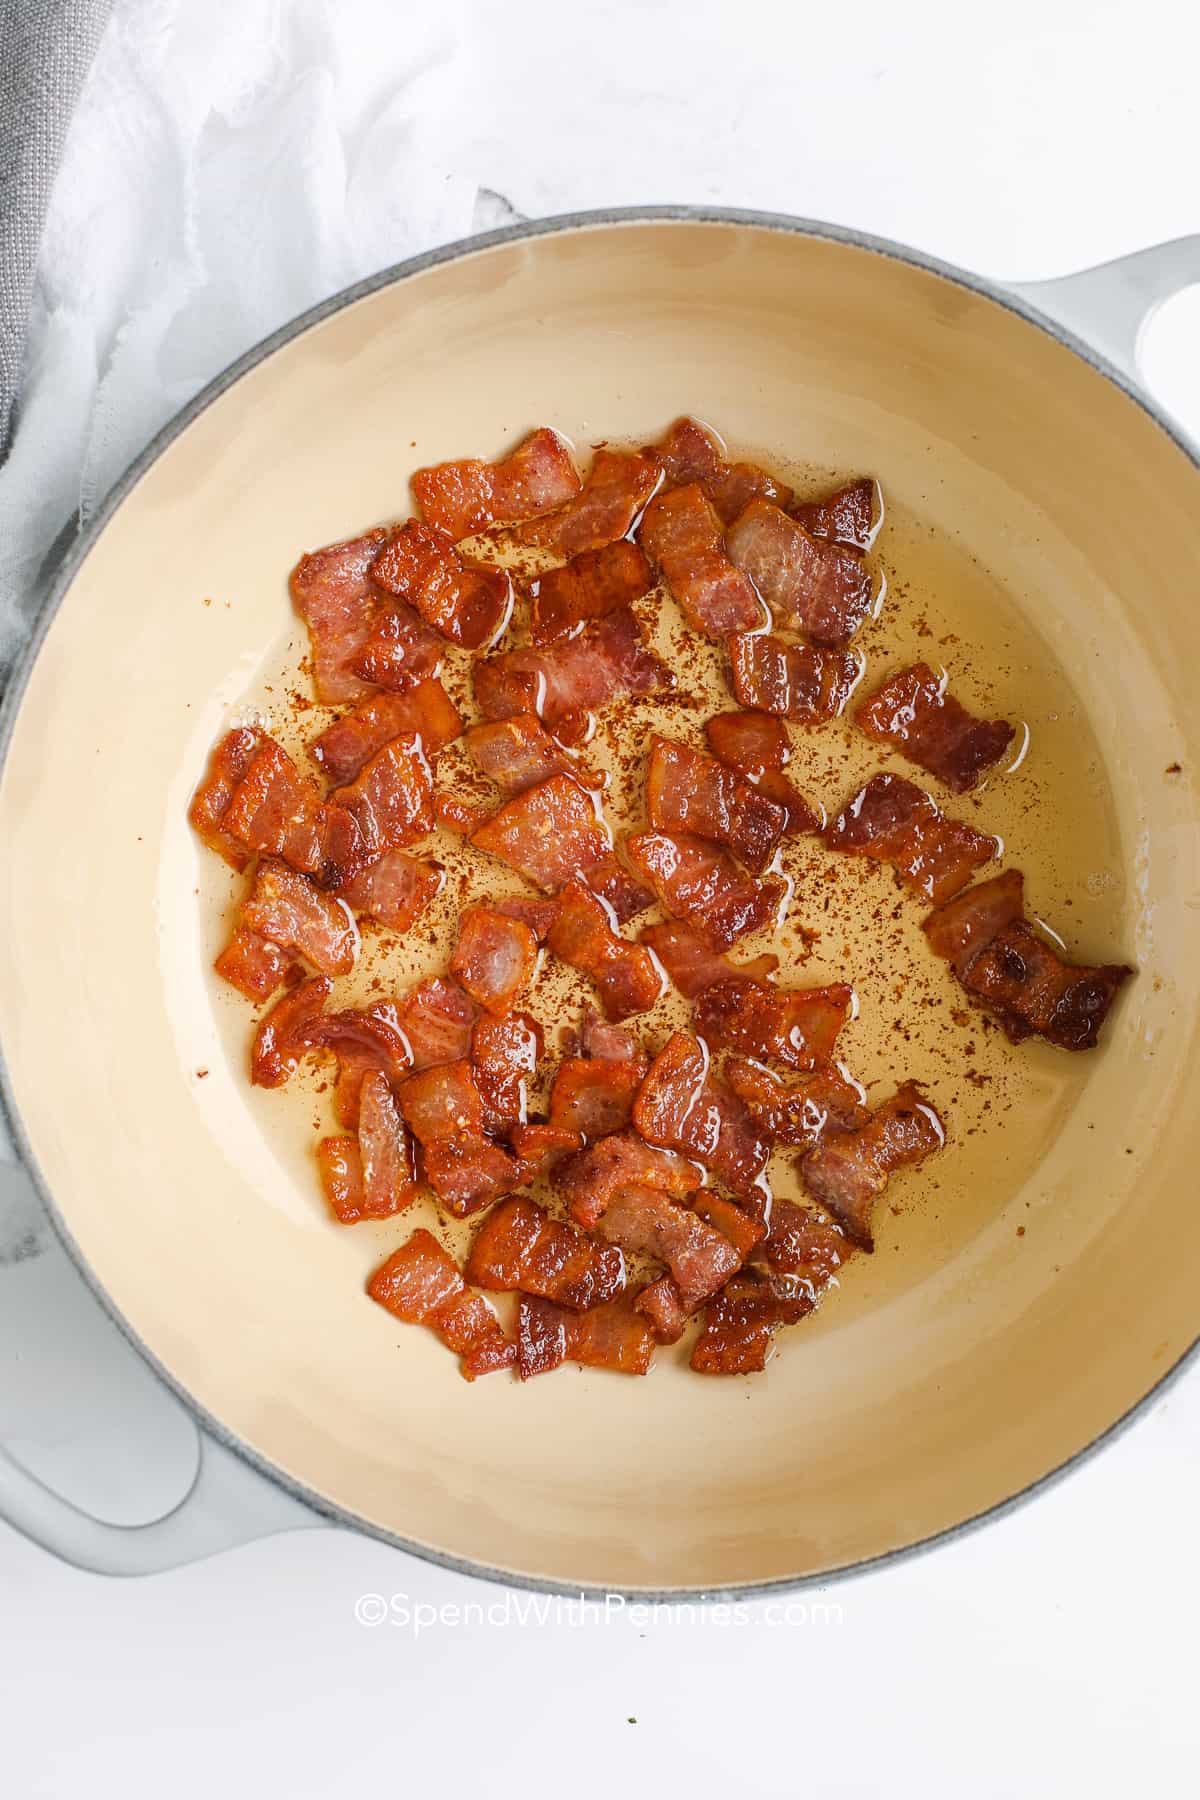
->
[1006,235,1200,384]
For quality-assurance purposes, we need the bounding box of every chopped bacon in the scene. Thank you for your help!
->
[640,920,779,1000]
[473,608,670,733]
[450,907,539,1015]
[825,772,997,903]
[397,1058,519,1215]
[922,870,1132,1049]
[579,1008,648,1068]
[214,927,298,1001]
[554,1130,702,1229]
[652,417,793,526]
[469,774,624,906]
[368,1231,514,1380]
[512,449,661,556]
[251,975,333,1087]
[633,1032,770,1199]
[751,1197,850,1294]
[434,790,491,836]
[704,711,823,836]
[465,714,593,797]
[691,1190,767,1262]
[638,484,767,638]
[189,726,267,870]
[790,478,880,551]
[334,850,443,932]
[517,1291,655,1378]
[693,977,853,1072]
[509,1120,584,1181]
[329,733,433,861]
[548,1055,644,1141]
[466,1195,625,1311]
[357,1070,420,1215]
[530,540,654,645]
[222,737,338,880]
[490,895,561,942]
[393,976,477,1069]
[472,1011,542,1130]
[299,1002,414,1127]
[371,520,513,650]
[645,735,786,873]
[624,830,787,949]
[239,857,358,976]
[856,663,1016,794]
[349,598,446,692]
[412,427,581,540]
[633,1275,688,1345]
[725,1057,867,1146]
[726,497,874,647]
[690,1270,813,1374]
[592,1183,741,1311]
[289,527,388,705]
[801,1082,945,1249]
[310,678,463,786]
[316,1136,366,1223]
[544,879,664,1021]
[728,631,863,722]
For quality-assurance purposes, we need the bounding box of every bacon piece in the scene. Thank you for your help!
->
[189,726,268,870]
[450,907,539,1015]
[334,850,443,932]
[512,449,661,556]
[728,631,863,722]
[638,484,767,638]
[548,1055,644,1142]
[633,1032,769,1199]
[299,1002,414,1127]
[692,1190,767,1262]
[704,711,823,835]
[645,735,786,874]
[289,528,388,705]
[368,1231,514,1380]
[238,857,358,976]
[413,427,581,540]
[921,868,1026,977]
[554,1130,703,1229]
[349,598,445,692]
[358,1070,420,1216]
[624,830,787,950]
[474,608,670,734]
[490,895,561,942]
[222,738,336,879]
[750,1196,851,1296]
[517,1290,655,1378]
[633,1275,688,1345]
[529,540,654,646]
[472,1011,542,1131]
[397,1058,519,1216]
[694,977,853,1073]
[790,478,880,551]
[640,920,779,1000]
[726,497,874,646]
[371,520,513,649]
[251,975,333,1087]
[690,1270,812,1374]
[544,879,664,1021]
[465,714,590,797]
[509,1120,585,1182]
[592,1183,741,1310]
[725,1057,867,1146]
[469,776,635,921]
[310,678,463,786]
[316,1136,366,1224]
[652,417,793,526]
[856,663,1016,794]
[466,1195,625,1311]
[394,976,477,1069]
[826,772,997,903]
[579,1009,648,1068]
[801,1082,946,1249]
[329,734,433,862]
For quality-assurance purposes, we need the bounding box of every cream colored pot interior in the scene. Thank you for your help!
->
[0,220,1197,1592]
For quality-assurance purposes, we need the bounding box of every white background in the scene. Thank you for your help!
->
[4,1,1200,1793]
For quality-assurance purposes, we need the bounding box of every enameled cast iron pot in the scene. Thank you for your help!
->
[1,210,1199,1594]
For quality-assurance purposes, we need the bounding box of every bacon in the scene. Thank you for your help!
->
[691,1190,767,1261]
[801,1082,945,1249]
[517,1291,655,1378]
[726,497,874,647]
[790,478,880,551]
[645,735,787,873]
[289,527,388,705]
[394,976,477,1069]
[548,1055,644,1142]
[412,427,581,540]
[310,678,463,786]
[728,631,863,722]
[368,1231,514,1381]
[473,608,670,734]
[751,1197,850,1294]
[640,920,779,1000]
[465,714,592,798]
[633,1275,688,1344]
[334,850,443,932]
[530,540,654,645]
[251,975,333,1087]
[652,417,793,526]
[690,1270,813,1374]
[725,1057,867,1146]
[466,1195,625,1311]
[189,726,267,870]
[922,870,1132,1049]
[856,663,1015,794]
[434,791,491,837]
[554,1130,703,1229]
[450,906,539,1015]
[469,775,628,910]
[214,927,298,1001]
[633,1032,770,1199]
[509,1120,585,1181]
[472,1011,542,1130]
[316,1136,367,1224]
[638,484,767,638]
[397,1058,519,1216]
[512,449,662,556]
[624,830,787,949]
[357,1070,420,1215]
[825,772,997,903]
[693,977,853,1072]
[329,734,433,862]
[349,598,446,692]
[299,1003,414,1127]
[371,520,513,650]
[222,738,340,880]
[703,711,823,835]
[579,1009,648,1068]
[591,1183,741,1311]
[490,895,561,942]
[544,879,664,1021]
[239,857,359,976]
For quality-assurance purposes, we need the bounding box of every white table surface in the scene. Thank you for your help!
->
[4,2,1200,1793]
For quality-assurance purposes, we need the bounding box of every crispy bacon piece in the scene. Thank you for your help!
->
[512,449,661,556]
[465,714,592,798]
[310,678,462,786]
[922,870,1132,1049]
[640,920,779,1000]
[856,663,1016,794]
[434,790,491,836]
[214,928,297,1001]
[316,1136,366,1224]
[491,895,561,942]
[544,879,664,1021]
[509,1120,585,1182]
[592,1183,741,1311]
[349,598,446,692]
[728,631,863,722]
[790,478,880,551]
[473,608,670,734]
[472,1011,541,1130]
[751,1196,851,1294]
[289,527,388,705]
[329,734,433,861]
[653,417,793,526]
[189,726,267,870]
[299,1003,414,1127]
[517,1291,655,1378]
[624,830,787,950]
[726,497,874,647]
[725,1057,867,1146]
[412,427,581,540]
[548,1055,644,1142]
[358,1070,420,1215]
[222,738,339,879]
[554,1130,703,1229]
[334,850,443,932]
[825,772,997,903]
[633,1275,688,1345]
[703,711,823,835]
[467,1195,625,1311]
[693,977,853,1073]
[239,857,358,976]
[692,1190,767,1262]
[450,907,539,1015]
[251,975,333,1087]
[469,775,646,926]
[394,975,477,1069]
[638,484,767,638]
[645,735,786,874]
[633,1032,770,1199]
[579,1009,648,1068]
[368,1231,514,1381]
[371,520,513,649]
[801,1082,945,1250]
[530,540,654,645]
[397,1058,520,1216]
[690,1270,813,1375]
